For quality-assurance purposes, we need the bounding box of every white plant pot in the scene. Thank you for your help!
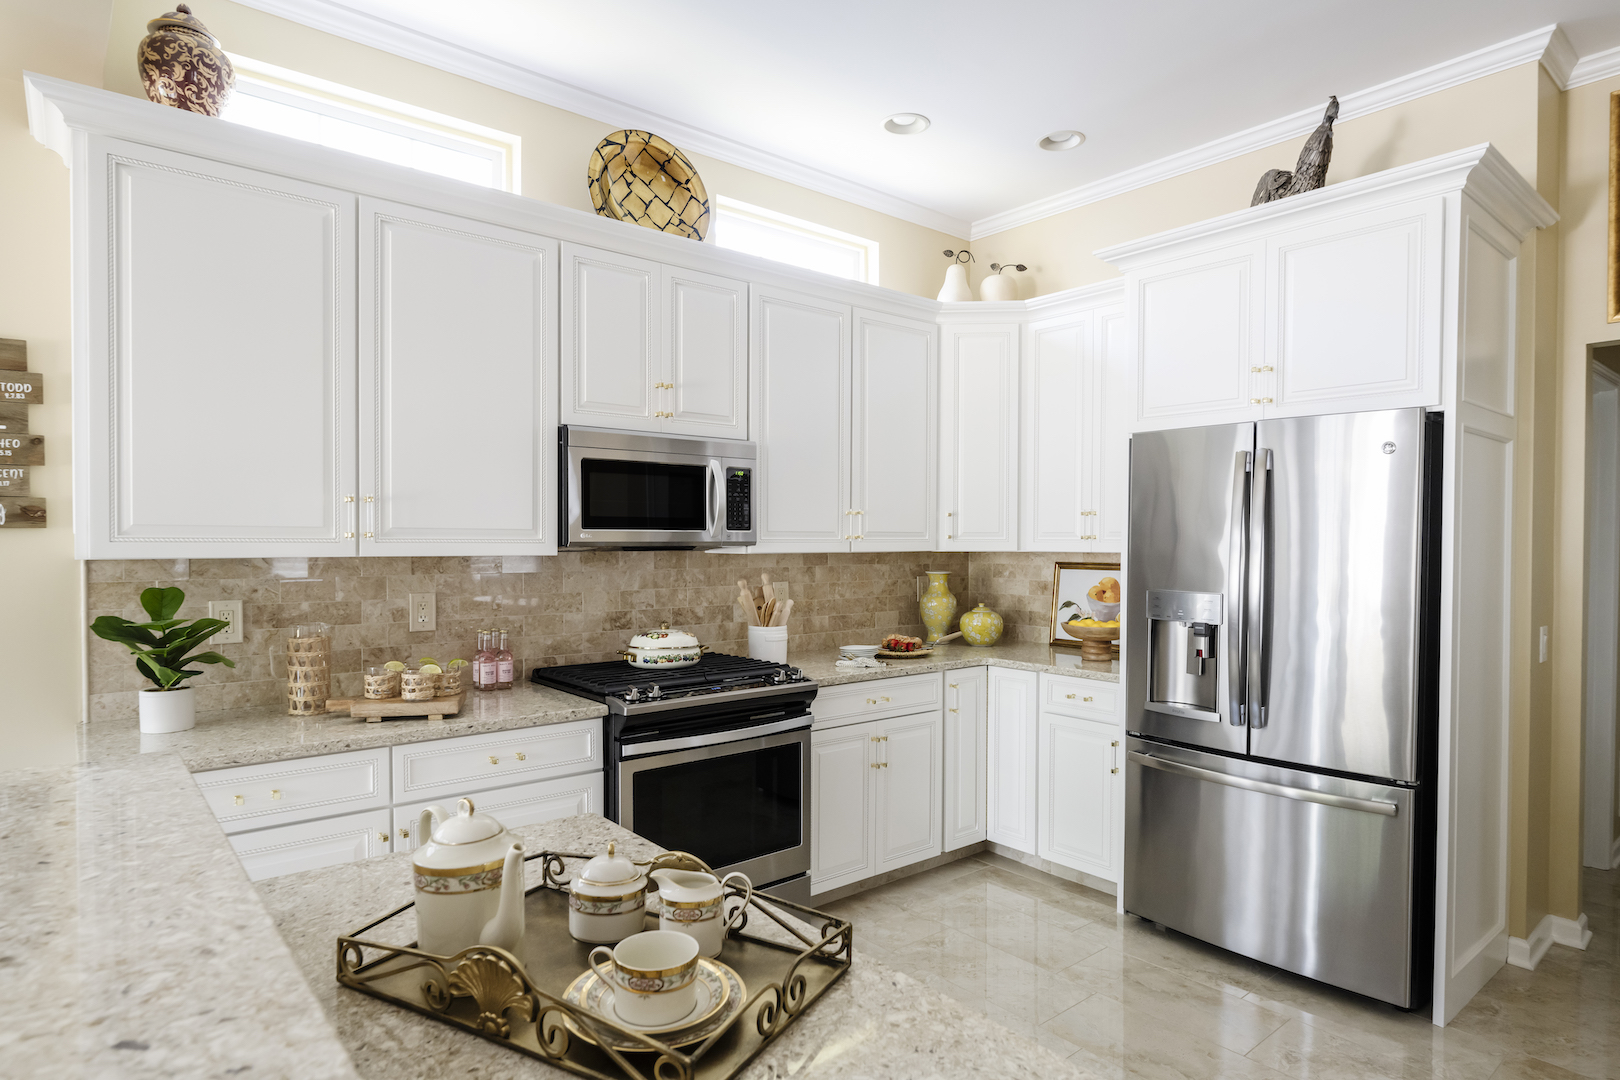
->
[139,686,196,734]
[979,273,1019,302]
[936,263,973,302]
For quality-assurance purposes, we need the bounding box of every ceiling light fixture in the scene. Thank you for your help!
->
[1039,130,1086,151]
[884,113,931,135]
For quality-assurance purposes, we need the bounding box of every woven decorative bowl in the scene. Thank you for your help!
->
[588,130,711,241]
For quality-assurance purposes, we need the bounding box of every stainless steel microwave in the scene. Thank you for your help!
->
[560,426,757,548]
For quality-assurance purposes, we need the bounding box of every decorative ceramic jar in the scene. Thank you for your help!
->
[918,571,958,643]
[137,4,236,116]
[958,603,1005,647]
[412,798,526,958]
[568,842,649,944]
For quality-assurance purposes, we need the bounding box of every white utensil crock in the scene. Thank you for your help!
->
[747,625,787,663]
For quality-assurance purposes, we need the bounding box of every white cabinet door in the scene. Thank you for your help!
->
[82,139,357,558]
[1022,313,1092,550]
[392,772,603,853]
[943,667,988,851]
[986,667,1038,853]
[810,722,874,894]
[228,807,393,882]
[1263,198,1445,417]
[1132,242,1264,429]
[560,243,660,431]
[751,285,851,550]
[664,265,748,439]
[852,309,936,551]
[359,200,557,554]
[939,323,1019,550]
[1037,712,1119,881]
[874,711,943,874]
[1094,305,1131,552]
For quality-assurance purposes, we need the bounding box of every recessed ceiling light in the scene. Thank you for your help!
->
[1039,130,1086,151]
[884,113,931,135]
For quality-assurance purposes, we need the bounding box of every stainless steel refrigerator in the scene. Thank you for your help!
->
[1124,408,1440,1009]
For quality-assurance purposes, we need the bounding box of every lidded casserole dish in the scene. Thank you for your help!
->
[622,623,708,668]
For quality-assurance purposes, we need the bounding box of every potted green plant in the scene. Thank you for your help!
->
[91,586,236,733]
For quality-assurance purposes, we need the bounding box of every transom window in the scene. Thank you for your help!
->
[711,196,879,284]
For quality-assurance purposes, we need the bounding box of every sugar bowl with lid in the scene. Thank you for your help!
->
[568,841,648,943]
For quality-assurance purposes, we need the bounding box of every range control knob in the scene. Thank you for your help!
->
[646,685,663,700]
[622,687,642,703]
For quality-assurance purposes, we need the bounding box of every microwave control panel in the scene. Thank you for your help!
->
[726,469,752,532]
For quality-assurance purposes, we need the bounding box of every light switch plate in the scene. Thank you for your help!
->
[410,592,436,633]
[208,599,243,645]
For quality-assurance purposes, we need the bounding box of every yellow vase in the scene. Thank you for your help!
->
[919,571,958,643]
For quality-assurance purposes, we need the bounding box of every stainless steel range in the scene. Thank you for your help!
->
[530,654,817,904]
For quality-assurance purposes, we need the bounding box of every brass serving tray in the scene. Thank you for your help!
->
[336,852,852,1080]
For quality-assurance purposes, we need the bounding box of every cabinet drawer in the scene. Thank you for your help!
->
[391,718,603,804]
[813,672,943,729]
[393,773,604,852]
[195,748,390,833]
[229,807,394,882]
[1041,674,1118,719]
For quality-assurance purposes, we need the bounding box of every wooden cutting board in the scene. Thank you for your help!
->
[326,694,464,722]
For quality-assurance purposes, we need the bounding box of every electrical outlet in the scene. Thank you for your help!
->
[1539,626,1548,663]
[409,592,436,633]
[207,600,243,645]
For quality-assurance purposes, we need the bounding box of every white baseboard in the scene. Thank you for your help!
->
[1507,914,1554,970]
[1550,913,1593,951]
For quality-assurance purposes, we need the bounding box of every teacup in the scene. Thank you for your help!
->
[650,868,752,958]
[587,930,700,1028]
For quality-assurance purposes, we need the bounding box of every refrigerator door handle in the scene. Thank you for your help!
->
[1228,450,1251,725]
[1128,751,1399,817]
[1247,448,1273,728]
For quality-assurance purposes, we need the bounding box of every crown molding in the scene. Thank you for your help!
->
[1541,26,1580,89]
[970,25,1564,240]
[227,0,972,238]
[1567,43,1620,89]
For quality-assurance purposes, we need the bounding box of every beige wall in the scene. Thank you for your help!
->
[98,0,966,298]
[970,64,1542,299]
[0,0,114,767]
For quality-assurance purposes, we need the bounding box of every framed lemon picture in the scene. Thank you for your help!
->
[1049,561,1122,650]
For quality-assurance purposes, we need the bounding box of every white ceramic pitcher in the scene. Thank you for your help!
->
[649,868,752,958]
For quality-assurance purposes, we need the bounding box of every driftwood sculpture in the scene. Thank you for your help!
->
[1251,96,1339,206]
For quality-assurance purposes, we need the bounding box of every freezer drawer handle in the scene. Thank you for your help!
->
[1128,751,1398,817]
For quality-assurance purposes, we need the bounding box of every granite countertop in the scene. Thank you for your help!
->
[257,813,1089,1080]
[791,639,1120,687]
[81,682,609,773]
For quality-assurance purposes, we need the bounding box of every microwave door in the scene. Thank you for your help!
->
[571,452,710,545]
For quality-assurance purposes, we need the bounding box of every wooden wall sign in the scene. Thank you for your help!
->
[0,497,46,528]
[0,434,43,465]
[0,338,24,371]
[0,466,29,494]
[0,403,23,433]
[0,374,42,405]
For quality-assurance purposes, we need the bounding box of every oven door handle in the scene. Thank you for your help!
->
[619,716,810,758]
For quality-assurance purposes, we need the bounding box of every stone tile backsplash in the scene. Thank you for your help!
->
[86,550,1115,720]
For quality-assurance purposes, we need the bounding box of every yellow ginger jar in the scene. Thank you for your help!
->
[918,570,958,643]
[959,603,1004,647]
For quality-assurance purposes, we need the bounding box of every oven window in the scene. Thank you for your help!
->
[631,742,801,869]
[580,458,707,532]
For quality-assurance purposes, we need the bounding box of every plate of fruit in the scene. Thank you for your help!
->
[875,632,960,659]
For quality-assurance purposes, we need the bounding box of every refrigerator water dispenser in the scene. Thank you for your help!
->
[1146,590,1224,718]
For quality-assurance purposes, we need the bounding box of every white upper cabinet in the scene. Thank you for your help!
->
[939,321,1020,551]
[751,285,851,549]
[852,309,937,551]
[560,243,660,431]
[1023,313,1091,550]
[561,244,748,440]
[1095,305,1131,550]
[664,266,748,439]
[77,138,356,558]
[358,200,557,554]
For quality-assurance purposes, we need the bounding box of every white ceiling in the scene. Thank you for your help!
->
[236,1,1620,237]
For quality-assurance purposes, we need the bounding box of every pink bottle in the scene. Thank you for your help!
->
[496,629,514,690]
[474,629,496,691]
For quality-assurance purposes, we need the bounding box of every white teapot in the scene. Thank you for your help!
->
[567,842,648,944]
[412,797,526,958]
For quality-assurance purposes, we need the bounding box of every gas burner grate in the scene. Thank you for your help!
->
[530,652,787,700]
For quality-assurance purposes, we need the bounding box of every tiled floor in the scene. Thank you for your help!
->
[821,854,1620,1079]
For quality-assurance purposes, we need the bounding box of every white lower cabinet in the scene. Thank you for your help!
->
[1036,711,1120,881]
[943,667,988,850]
[228,807,394,882]
[392,772,604,853]
[810,709,943,895]
[986,667,1038,853]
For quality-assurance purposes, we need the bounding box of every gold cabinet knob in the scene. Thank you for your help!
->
[949,708,959,713]
[489,755,499,764]
[866,698,877,705]
[1111,767,1120,774]
[343,532,355,538]
[343,495,355,503]
[364,495,374,502]
[949,682,959,689]
[870,735,881,742]
[880,696,891,703]
[515,752,526,761]
[233,795,244,806]
[1084,696,1093,702]
[1250,397,1275,405]
[1066,693,1076,699]
[398,827,410,839]
[379,832,391,843]
[363,531,374,538]
[1111,740,1120,747]
[880,761,889,768]
[270,789,282,800]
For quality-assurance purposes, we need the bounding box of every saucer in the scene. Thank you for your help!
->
[561,957,744,1051]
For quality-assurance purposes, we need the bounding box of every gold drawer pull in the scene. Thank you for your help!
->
[880,736,889,742]
[949,708,959,713]
[233,795,244,806]
[871,735,881,742]
[515,752,526,761]
[398,827,410,839]
[270,789,282,800]
[1084,696,1094,702]
[489,755,499,765]
[1066,693,1076,699]
[949,682,959,689]
[378,832,391,843]
[866,698,877,705]
[880,696,891,703]
[870,762,882,770]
